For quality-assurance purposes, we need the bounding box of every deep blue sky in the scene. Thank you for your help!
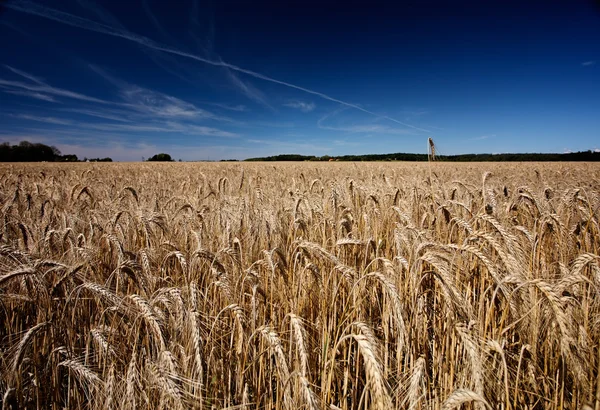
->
[0,0,599,161]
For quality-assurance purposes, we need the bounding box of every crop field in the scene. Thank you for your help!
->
[0,161,599,410]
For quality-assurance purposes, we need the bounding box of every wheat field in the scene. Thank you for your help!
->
[0,161,599,409]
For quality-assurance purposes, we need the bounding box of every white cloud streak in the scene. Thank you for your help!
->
[222,67,273,109]
[10,113,73,125]
[2,64,226,123]
[16,117,239,138]
[6,0,429,133]
[469,134,495,141]
[0,77,111,104]
[9,116,239,138]
[582,61,596,67]
[322,124,414,135]
[3,64,240,139]
[75,0,125,31]
[204,103,248,112]
[120,86,212,119]
[88,64,224,120]
[3,90,57,102]
[317,110,415,135]
[284,101,315,112]
[3,64,238,130]
[58,107,133,122]
[4,64,47,84]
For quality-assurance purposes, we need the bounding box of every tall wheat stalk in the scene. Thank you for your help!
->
[0,161,598,409]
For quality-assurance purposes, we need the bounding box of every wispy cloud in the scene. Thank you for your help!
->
[6,0,429,133]
[4,64,46,84]
[2,64,226,124]
[91,123,237,137]
[284,101,315,112]
[4,90,57,102]
[88,64,223,120]
[58,107,133,122]
[582,61,596,67]
[0,77,108,103]
[470,134,495,141]
[75,0,205,86]
[222,67,272,109]
[204,102,248,112]
[0,65,111,104]
[3,62,242,144]
[120,86,212,119]
[75,0,125,30]
[249,120,295,128]
[141,0,181,47]
[321,123,414,135]
[8,114,239,139]
[403,110,428,117]
[9,113,73,125]
[180,124,239,138]
[400,109,428,122]
[317,110,415,135]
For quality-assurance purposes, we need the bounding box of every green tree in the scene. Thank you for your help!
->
[147,153,174,162]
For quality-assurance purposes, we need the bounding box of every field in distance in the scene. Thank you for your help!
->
[1,161,599,409]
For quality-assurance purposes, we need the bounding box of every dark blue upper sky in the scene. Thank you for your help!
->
[1,0,598,160]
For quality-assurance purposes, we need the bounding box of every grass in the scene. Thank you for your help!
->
[0,161,599,409]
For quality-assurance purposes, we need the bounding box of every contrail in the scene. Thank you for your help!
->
[4,64,46,85]
[6,0,430,133]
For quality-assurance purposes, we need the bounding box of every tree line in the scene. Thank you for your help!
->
[0,141,179,162]
[245,151,600,162]
[0,141,176,162]
[0,141,113,162]
[0,141,77,162]
[4,141,599,163]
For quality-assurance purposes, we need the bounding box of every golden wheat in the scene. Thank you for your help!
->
[0,161,598,409]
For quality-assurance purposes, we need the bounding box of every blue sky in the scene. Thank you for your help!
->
[0,0,599,161]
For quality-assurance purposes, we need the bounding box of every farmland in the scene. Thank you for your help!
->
[1,161,599,409]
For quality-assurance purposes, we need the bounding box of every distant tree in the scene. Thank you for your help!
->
[0,142,10,162]
[147,153,174,162]
[243,151,600,162]
[0,141,81,162]
[6,141,58,161]
[59,154,79,162]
